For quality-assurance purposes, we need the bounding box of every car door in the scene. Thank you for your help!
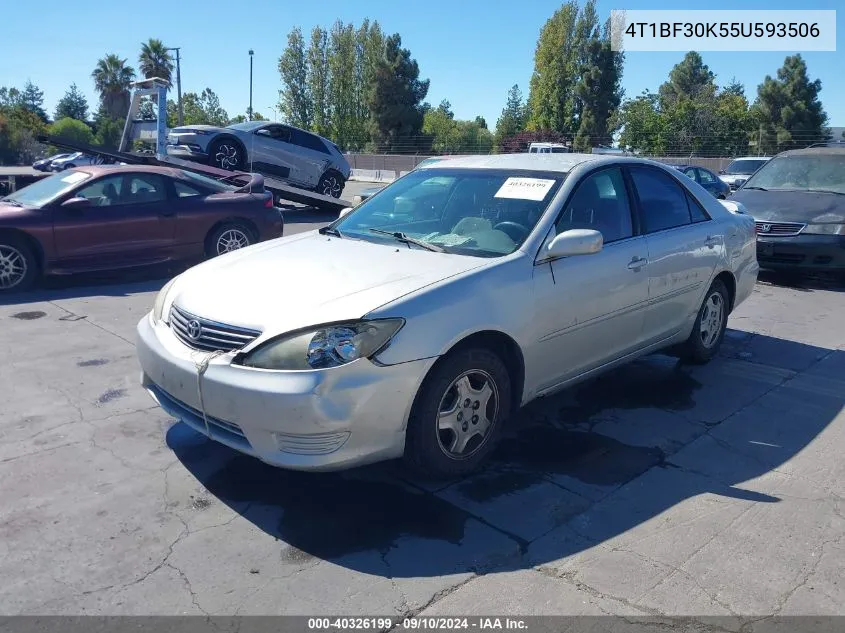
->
[627,165,722,346]
[52,172,177,269]
[288,128,333,188]
[249,125,300,182]
[531,167,650,393]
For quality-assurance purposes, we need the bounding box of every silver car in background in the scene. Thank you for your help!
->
[166,121,351,198]
[719,156,772,191]
[137,154,758,478]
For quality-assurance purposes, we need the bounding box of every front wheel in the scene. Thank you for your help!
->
[0,237,38,293]
[404,348,511,478]
[208,138,245,171]
[317,171,345,198]
[678,279,729,364]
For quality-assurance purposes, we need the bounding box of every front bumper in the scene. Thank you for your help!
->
[756,234,845,271]
[166,144,209,161]
[136,314,437,471]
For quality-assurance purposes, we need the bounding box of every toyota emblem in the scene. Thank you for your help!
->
[761,223,772,233]
[186,320,203,341]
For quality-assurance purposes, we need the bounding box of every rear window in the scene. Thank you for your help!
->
[181,170,235,192]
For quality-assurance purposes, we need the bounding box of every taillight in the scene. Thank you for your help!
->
[264,196,273,208]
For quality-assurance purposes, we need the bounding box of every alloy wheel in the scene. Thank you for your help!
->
[0,245,27,290]
[215,144,239,170]
[699,292,724,348]
[216,229,250,255]
[321,176,342,197]
[436,370,499,459]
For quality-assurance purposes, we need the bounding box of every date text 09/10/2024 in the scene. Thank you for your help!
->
[307,618,528,630]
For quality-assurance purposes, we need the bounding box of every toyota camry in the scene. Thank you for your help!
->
[136,154,759,478]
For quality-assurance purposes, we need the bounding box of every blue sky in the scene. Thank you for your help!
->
[2,0,842,129]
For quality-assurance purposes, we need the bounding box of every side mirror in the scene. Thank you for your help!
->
[718,170,726,175]
[61,197,91,209]
[338,206,354,218]
[543,229,603,261]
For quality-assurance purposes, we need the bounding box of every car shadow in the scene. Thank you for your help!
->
[168,330,843,578]
[0,263,188,306]
[281,205,340,225]
[758,269,844,293]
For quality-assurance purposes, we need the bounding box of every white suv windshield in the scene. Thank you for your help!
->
[333,168,565,257]
[725,159,768,174]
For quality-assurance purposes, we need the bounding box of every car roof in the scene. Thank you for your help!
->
[421,152,649,173]
[71,165,190,178]
[777,146,845,157]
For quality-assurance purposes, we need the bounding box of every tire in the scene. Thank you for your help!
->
[205,222,254,258]
[0,235,39,293]
[208,137,245,171]
[317,170,345,198]
[678,279,730,364]
[404,348,511,478]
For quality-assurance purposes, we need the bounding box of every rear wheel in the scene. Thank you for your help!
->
[404,348,511,478]
[0,236,38,293]
[208,138,245,171]
[317,170,345,198]
[206,223,254,258]
[678,279,729,364]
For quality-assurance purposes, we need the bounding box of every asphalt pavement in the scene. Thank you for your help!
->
[1,194,844,617]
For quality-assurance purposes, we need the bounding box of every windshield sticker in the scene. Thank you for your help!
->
[494,177,556,201]
[60,172,89,184]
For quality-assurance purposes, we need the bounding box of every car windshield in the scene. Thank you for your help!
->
[332,168,566,257]
[2,170,92,207]
[725,159,768,175]
[182,170,236,192]
[743,154,845,194]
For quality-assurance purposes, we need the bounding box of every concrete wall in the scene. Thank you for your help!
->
[345,154,739,182]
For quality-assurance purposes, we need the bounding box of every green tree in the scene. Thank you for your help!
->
[714,85,752,156]
[474,116,487,129]
[0,87,21,107]
[307,27,331,137]
[278,26,311,129]
[617,92,665,154]
[20,81,47,122]
[658,51,716,109]
[327,20,357,148]
[526,1,582,133]
[751,54,828,153]
[495,84,526,149]
[55,83,89,121]
[48,117,94,147]
[138,38,174,83]
[166,88,228,127]
[92,54,136,121]
[366,33,430,152]
[0,106,46,164]
[573,19,623,151]
[354,20,384,149]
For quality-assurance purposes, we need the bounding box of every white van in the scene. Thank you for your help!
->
[528,142,570,154]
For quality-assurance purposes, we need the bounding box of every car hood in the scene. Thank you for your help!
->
[169,231,489,334]
[729,189,845,223]
[170,125,225,134]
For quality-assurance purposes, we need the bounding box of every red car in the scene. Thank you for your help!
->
[0,165,284,292]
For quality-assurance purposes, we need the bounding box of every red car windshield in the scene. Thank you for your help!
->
[2,170,92,208]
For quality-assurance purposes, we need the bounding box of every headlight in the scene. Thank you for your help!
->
[803,223,845,236]
[152,276,179,323]
[238,319,405,370]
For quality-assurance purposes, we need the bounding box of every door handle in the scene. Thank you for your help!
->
[627,256,648,270]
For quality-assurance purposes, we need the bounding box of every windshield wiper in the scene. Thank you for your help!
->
[807,189,845,196]
[0,198,23,206]
[742,186,768,191]
[369,228,444,252]
[318,226,343,238]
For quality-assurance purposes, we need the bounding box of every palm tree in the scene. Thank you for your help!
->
[138,38,174,84]
[91,54,136,120]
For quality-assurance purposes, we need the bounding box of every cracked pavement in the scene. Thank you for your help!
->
[1,237,844,617]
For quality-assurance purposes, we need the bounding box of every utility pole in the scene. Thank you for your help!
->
[167,47,183,126]
[248,49,254,121]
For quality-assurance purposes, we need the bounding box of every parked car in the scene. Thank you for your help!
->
[166,121,351,198]
[32,153,72,172]
[673,165,731,199]
[729,145,845,275]
[352,156,458,205]
[718,156,771,191]
[136,153,758,477]
[0,166,283,292]
[528,142,571,154]
[49,152,103,171]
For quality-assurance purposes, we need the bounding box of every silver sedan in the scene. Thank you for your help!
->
[136,154,759,478]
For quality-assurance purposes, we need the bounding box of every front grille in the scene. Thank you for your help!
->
[169,305,261,352]
[755,221,806,237]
